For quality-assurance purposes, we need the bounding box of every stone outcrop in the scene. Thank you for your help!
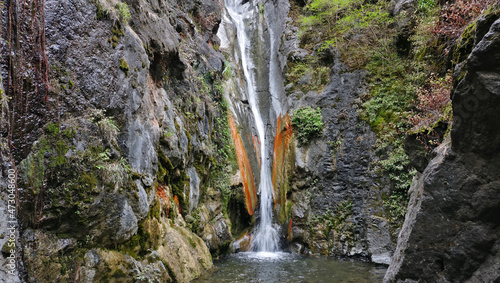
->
[284,46,394,263]
[385,17,500,283]
[21,223,212,283]
[1,0,232,282]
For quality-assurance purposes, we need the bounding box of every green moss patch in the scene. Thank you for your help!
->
[119,58,129,76]
[292,107,324,146]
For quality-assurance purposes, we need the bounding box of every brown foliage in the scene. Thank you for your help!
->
[408,73,452,133]
[434,0,496,39]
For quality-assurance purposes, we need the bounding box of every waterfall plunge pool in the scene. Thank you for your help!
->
[194,252,387,282]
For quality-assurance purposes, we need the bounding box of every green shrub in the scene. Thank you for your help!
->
[417,0,435,13]
[115,2,131,24]
[292,107,324,146]
[384,194,408,224]
[300,0,362,29]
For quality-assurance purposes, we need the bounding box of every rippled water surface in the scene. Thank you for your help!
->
[195,252,387,283]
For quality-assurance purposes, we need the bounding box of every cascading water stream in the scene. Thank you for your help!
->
[224,0,280,252]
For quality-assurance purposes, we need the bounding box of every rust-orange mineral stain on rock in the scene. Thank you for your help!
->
[229,113,257,215]
[173,195,181,215]
[156,185,168,200]
[272,113,293,207]
[252,135,261,167]
[156,185,171,218]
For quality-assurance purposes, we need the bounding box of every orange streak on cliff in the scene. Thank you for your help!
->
[252,135,261,167]
[272,113,293,206]
[228,113,257,215]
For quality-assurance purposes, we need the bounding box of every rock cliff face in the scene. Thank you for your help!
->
[284,50,394,264]
[385,15,500,283]
[278,0,395,263]
[1,0,233,282]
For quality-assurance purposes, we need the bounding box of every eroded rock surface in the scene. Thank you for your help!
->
[286,51,394,264]
[1,0,230,282]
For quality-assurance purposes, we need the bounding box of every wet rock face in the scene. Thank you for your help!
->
[216,0,292,241]
[287,52,393,263]
[21,222,212,283]
[6,0,230,281]
[196,187,233,256]
[217,0,291,190]
[385,18,500,283]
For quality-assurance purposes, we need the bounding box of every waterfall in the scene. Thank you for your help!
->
[224,0,280,252]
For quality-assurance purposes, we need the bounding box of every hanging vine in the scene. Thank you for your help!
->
[3,0,50,231]
[4,0,50,155]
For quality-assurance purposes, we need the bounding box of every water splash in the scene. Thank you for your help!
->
[224,0,280,252]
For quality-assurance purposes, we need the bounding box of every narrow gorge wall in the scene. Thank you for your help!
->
[385,14,500,283]
[1,0,233,282]
[278,1,396,263]
[283,51,394,263]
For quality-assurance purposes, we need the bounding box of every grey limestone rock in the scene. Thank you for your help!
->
[288,53,394,261]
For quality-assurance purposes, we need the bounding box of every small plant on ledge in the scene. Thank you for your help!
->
[292,106,324,146]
